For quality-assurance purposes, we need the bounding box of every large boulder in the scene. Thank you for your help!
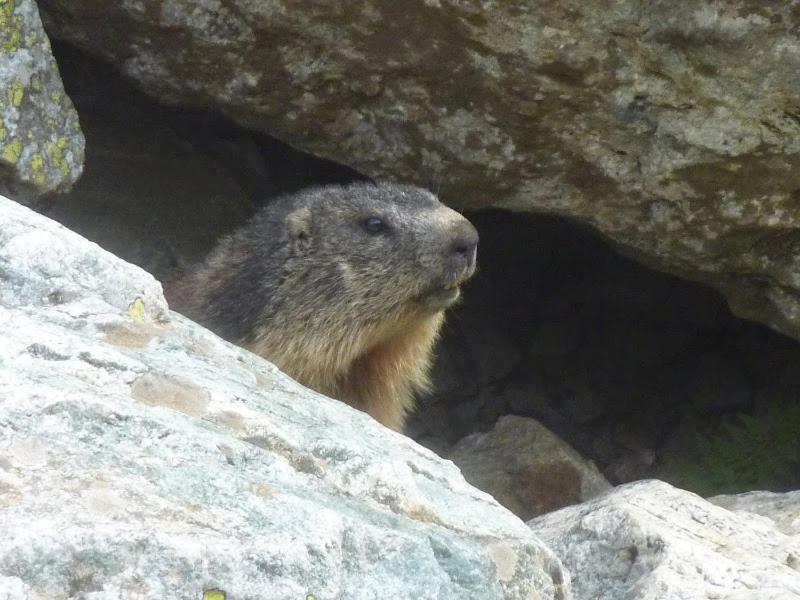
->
[530,480,800,600]
[37,0,800,340]
[0,195,568,599]
[0,0,83,199]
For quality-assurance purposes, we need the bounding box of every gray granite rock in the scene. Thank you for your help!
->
[0,195,568,599]
[0,0,83,199]
[710,490,800,537]
[36,0,800,340]
[530,480,800,600]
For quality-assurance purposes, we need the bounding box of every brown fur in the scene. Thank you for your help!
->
[168,182,477,430]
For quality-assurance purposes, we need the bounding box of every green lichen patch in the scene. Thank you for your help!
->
[2,22,20,53]
[0,0,23,54]
[128,297,146,322]
[1,137,21,164]
[30,152,44,185]
[45,136,72,176]
[7,78,24,106]
[0,0,16,28]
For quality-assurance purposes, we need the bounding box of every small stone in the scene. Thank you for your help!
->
[448,415,611,520]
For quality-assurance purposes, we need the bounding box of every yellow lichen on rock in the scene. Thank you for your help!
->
[0,0,15,29]
[2,137,20,163]
[7,79,23,106]
[30,152,43,185]
[0,0,85,196]
[0,1,23,54]
[45,136,71,175]
[127,297,146,322]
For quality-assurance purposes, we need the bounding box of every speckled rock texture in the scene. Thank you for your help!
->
[449,415,611,520]
[36,0,800,340]
[0,0,83,199]
[710,490,800,537]
[0,195,568,599]
[530,480,800,600]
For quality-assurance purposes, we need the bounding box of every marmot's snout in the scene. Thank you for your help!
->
[419,213,478,311]
[448,219,479,277]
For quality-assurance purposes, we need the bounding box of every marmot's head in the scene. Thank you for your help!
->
[173,181,478,427]
[280,182,478,319]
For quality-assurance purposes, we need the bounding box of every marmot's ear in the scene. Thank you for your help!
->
[287,207,313,253]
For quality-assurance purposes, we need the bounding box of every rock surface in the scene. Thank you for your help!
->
[449,415,611,520]
[0,0,83,199]
[530,480,800,600]
[37,0,800,340]
[0,195,568,599]
[710,490,800,537]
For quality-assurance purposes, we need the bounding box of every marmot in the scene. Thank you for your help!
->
[168,182,478,430]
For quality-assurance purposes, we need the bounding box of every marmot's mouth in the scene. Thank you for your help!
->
[419,283,462,310]
[417,267,474,310]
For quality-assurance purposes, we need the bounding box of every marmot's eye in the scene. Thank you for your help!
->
[362,216,387,234]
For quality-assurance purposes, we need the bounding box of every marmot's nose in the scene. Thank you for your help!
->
[449,221,479,270]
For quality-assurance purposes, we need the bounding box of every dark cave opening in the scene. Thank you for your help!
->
[409,209,800,494]
[43,40,800,498]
